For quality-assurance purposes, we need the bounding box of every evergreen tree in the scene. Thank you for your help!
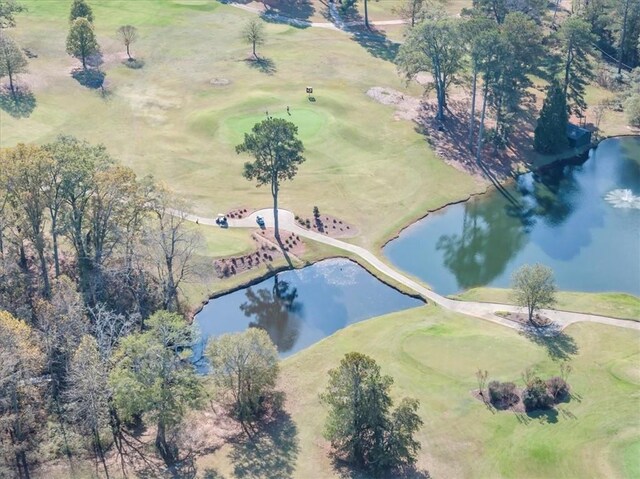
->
[534,81,569,154]
[320,352,423,474]
[69,0,93,23]
[66,17,99,70]
[109,311,202,466]
[558,16,594,116]
[0,32,27,97]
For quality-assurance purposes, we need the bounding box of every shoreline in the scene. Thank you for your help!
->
[191,135,640,317]
[378,134,639,251]
[191,255,425,320]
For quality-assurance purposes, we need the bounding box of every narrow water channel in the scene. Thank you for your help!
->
[194,258,423,360]
[384,137,640,296]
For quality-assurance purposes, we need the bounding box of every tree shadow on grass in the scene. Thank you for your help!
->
[244,57,277,75]
[261,0,315,24]
[228,406,299,479]
[526,406,559,424]
[71,67,106,89]
[331,457,431,479]
[0,85,36,118]
[202,468,227,479]
[519,323,579,361]
[350,26,400,62]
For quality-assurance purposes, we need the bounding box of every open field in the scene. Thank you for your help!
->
[451,287,640,322]
[196,304,640,478]
[3,0,484,255]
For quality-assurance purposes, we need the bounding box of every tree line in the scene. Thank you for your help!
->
[0,135,204,476]
[394,0,640,157]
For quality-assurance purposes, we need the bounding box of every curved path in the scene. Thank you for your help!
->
[179,208,639,332]
[224,1,407,31]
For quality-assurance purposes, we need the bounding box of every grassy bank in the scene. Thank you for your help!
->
[197,304,640,478]
[450,287,640,321]
[181,223,423,312]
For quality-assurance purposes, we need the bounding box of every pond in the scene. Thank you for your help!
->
[384,137,640,296]
[193,258,423,360]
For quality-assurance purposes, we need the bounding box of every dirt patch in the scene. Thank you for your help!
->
[294,210,358,238]
[210,77,231,86]
[119,84,182,125]
[179,402,242,455]
[366,86,421,121]
[213,229,304,278]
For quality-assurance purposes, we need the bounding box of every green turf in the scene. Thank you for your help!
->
[197,305,640,478]
[450,287,640,321]
[3,0,483,255]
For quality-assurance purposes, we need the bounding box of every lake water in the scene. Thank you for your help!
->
[193,258,423,359]
[384,137,640,296]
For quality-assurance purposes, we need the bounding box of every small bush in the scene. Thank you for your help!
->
[547,376,570,402]
[488,380,518,408]
[313,206,320,218]
[522,377,554,411]
[625,94,640,127]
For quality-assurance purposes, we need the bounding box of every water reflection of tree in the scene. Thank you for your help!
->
[615,138,640,190]
[436,199,527,290]
[437,163,591,290]
[521,166,581,229]
[240,275,301,353]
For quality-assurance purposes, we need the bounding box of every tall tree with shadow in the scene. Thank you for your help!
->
[236,118,305,248]
[557,16,594,116]
[109,311,202,468]
[66,17,99,71]
[240,275,301,353]
[397,16,465,121]
[0,32,27,99]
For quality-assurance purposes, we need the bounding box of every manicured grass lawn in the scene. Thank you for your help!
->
[451,287,640,321]
[3,0,483,254]
[197,305,640,478]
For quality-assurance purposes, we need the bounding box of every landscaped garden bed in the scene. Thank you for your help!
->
[213,229,304,278]
[295,206,357,238]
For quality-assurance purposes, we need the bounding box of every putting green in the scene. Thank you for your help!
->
[224,107,328,144]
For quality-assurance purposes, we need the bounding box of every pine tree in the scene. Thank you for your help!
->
[534,81,569,154]
[69,0,93,23]
[0,32,27,97]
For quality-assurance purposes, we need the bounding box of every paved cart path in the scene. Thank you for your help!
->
[178,208,640,332]
[225,1,408,31]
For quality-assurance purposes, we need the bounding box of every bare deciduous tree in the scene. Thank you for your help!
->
[65,335,111,477]
[242,19,265,59]
[88,303,137,359]
[116,25,137,60]
[147,189,202,312]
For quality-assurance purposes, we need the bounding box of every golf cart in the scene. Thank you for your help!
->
[215,214,227,227]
